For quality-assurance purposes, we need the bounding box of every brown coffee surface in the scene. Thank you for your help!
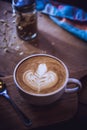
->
[16,55,66,94]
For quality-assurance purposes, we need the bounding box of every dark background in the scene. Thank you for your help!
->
[57,0,87,11]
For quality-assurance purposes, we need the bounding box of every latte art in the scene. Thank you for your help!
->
[15,55,66,94]
[23,64,58,92]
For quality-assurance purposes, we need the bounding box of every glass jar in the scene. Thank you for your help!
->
[13,0,37,41]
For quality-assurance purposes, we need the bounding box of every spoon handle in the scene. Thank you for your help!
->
[3,93,32,127]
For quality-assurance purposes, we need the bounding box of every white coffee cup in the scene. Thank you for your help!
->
[13,54,82,105]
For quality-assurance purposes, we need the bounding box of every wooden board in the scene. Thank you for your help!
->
[0,76,78,130]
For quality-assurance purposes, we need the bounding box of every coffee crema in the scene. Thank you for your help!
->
[16,55,66,94]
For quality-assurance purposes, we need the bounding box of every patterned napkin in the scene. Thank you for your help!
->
[36,0,87,41]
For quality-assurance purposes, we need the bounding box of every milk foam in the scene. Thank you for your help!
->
[23,64,58,92]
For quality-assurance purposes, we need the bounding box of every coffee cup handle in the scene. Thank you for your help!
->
[65,78,82,93]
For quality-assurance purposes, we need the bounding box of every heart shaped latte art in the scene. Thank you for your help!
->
[23,64,58,92]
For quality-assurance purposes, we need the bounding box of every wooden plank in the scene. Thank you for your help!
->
[0,76,78,130]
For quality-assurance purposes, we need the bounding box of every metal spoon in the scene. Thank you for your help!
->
[0,79,32,127]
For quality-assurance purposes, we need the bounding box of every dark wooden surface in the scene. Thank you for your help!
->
[0,1,87,130]
[0,76,78,130]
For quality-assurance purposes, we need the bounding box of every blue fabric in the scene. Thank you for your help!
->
[50,16,87,41]
[41,3,87,22]
[36,0,49,10]
[36,0,87,42]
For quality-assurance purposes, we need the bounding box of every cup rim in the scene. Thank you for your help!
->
[13,54,69,97]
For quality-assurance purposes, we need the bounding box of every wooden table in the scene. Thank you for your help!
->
[0,1,87,130]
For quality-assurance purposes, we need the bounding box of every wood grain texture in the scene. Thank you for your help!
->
[0,76,78,130]
[0,1,87,77]
[0,1,87,130]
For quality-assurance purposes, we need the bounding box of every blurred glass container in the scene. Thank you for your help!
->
[13,0,37,41]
